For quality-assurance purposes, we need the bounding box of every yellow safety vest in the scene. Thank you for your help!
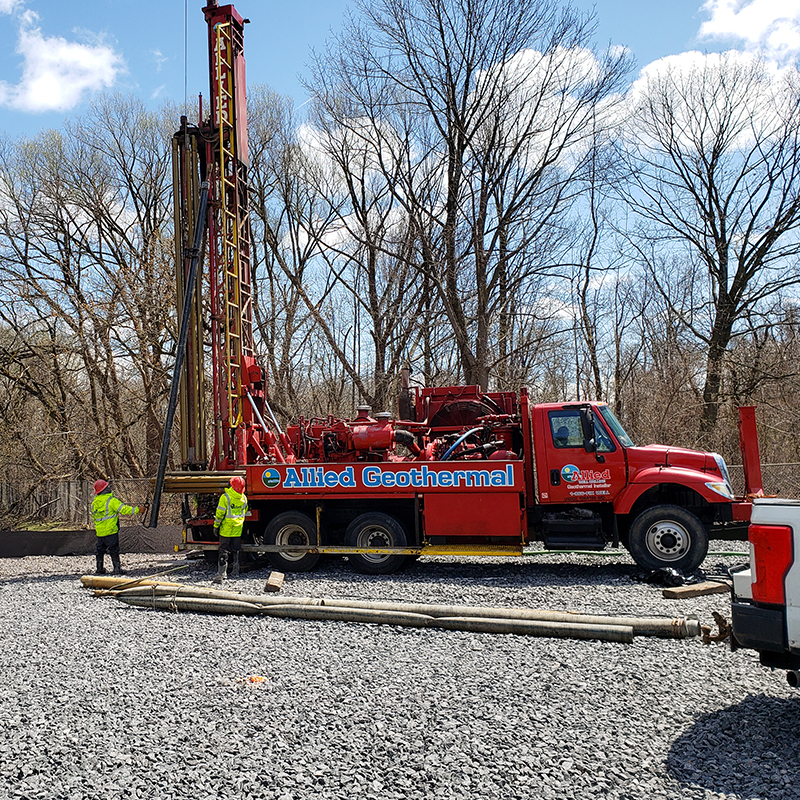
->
[214,487,248,537]
[91,493,138,537]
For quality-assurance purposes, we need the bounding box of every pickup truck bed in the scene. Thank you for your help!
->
[731,498,800,681]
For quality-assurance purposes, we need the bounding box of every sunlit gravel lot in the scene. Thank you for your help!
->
[0,541,797,800]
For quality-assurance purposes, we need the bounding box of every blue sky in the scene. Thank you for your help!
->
[0,0,798,138]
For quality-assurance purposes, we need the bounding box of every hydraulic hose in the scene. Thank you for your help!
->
[441,427,483,461]
[246,391,285,464]
[148,182,209,529]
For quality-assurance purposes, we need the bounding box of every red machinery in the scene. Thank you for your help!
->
[151,1,758,576]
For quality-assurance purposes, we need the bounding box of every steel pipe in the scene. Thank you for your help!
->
[107,581,699,638]
[114,592,635,642]
[118,595,265,615]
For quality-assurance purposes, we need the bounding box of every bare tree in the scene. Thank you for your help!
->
[308,0,630,389]
[618,53,800,437]
[568,131,626,402]
[247,86,373,420]
[0,95,176,480]
[248,85,430,417]
[308,99,433,410]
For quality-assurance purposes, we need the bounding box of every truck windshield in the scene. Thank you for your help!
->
[597,406,634,447]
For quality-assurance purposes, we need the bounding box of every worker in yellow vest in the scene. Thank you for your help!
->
[213,476,248,583]
[91,480,145,575]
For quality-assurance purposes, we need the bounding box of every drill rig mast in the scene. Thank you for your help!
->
[176,0,263,472]
[149,1,280,526]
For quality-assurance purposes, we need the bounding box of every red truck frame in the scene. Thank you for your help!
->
[171,383,756,576]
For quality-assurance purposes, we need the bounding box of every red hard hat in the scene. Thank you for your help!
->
[94,479,110,494]
[230,476,245,493]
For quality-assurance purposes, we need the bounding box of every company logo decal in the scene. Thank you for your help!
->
[561,464,611,484]
[561,464,581,482]
[362,465,514,489]
[262,468,281,489]
[259,464,516,490]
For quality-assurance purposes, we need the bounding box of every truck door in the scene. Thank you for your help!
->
[541,407,626,505]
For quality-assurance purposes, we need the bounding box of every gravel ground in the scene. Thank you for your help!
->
[0,542,798,800]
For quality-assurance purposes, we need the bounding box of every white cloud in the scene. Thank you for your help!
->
[632,50,730,95]
[0,10,124,113]
[629,49,784,98]
[700,0,800,62]
[151,49,168,72]
[626,51,791,153]
[0,0,23,13]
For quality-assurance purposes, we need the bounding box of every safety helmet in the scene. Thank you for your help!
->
[230,476,245,493]
[94,479,110,494]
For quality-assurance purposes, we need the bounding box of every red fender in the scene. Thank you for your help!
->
[613,467,730,515]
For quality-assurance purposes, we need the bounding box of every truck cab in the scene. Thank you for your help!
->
[530,401,744,572]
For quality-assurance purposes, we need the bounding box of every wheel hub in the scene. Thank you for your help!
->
[357,526,392,562]
[275,524,310,562]
[646,520,689,562]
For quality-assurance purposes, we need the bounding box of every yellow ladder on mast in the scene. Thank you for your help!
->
[213,20,253,431]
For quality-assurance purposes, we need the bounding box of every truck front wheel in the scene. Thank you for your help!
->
[264,512,321,573]
[627,505,708,573]
[345,512,407,575]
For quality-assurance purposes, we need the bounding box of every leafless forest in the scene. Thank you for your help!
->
[1,0,799,521]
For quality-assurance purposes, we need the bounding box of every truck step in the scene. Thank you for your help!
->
[541,536,607,551]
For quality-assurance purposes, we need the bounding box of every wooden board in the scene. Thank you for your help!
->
[264,571,285,592]
[662,581,731,599]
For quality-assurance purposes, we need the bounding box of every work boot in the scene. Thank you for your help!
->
[230,552,240,578]
[213,551,228,584]
[111,554,125,575]
[95,555,106,575]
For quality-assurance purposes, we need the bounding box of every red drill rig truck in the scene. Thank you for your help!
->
[148,1,758,576]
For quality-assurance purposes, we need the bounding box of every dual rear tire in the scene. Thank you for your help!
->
[264,511,320,572]
[264,510,409,575]
[345,512,408,575]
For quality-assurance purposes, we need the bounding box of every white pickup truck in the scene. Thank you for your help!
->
[731,497,800,687]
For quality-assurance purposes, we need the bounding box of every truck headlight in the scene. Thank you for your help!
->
[706,480,734,500]
[712,453,734,495]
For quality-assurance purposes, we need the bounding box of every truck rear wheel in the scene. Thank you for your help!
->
[345,512,407,575]
[627,504,708,573]
[264,512,321,572]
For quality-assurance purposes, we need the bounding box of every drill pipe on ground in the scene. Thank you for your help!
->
[117,595,265,615]
[107,581,699,639]
[81,575,185,591]
[114,593,635,642]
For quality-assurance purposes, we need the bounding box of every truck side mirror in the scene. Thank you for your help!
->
[579,408,595,452]
[579,407,605,463]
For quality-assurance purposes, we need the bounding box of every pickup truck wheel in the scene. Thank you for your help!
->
[345,512,407,575]
[627,505,708,572]
[264,512,321,572]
